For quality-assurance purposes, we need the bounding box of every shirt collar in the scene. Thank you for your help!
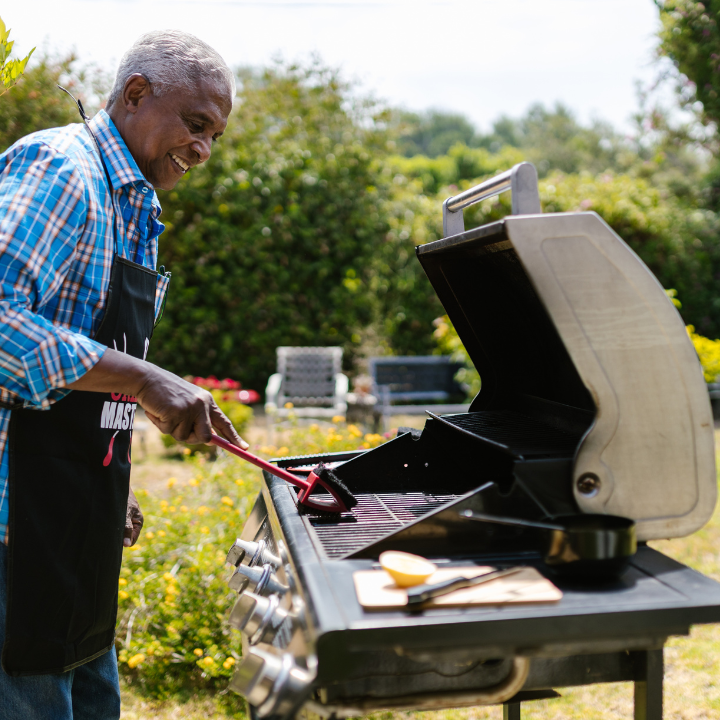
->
[88,109,161,215]
[88,110,152,193]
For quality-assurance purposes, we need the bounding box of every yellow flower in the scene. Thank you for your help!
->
[118,578,127,586]
[168,506,176,513]
[158,530,166,537]
[189,478,199,487]
[144,531,154,540]
[347,424,362,437]
[200,526,209,534]
[276,446,289,456]
[310,423,319,431]
[331,415,345,423]
[166,584,178,595]
[221,496,234,507]
[223,657,236,669]
[163,572,174,582]
[284,402,294,409]
[167,477,177,489]
[127,653,145,669]
[197,506,210,515]
[259,445,276,455]
[183,448,192,455]
[193,648,204,657]
[129,545,142,551]
[199,656,215,668]
[159,500,168,509]
[180,505,189,513]
[118,590,129,600]
[234,479,244,486]
[164,597,175,605]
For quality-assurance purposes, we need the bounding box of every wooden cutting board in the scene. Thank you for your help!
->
[354,566,562,610]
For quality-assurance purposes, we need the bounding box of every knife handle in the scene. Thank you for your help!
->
[406,567,522,607]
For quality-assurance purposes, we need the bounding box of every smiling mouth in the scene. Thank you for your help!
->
[170,153,190,173]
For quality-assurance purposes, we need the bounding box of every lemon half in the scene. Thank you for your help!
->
[379,551,437,588]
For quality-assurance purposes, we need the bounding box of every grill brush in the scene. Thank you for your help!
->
[210,435,357,514]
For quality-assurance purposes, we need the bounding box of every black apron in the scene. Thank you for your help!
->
[1,100,168,676]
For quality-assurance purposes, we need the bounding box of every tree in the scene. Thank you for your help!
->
[394,109,479,157]
[0,17,33,97]
[655,0,720,126]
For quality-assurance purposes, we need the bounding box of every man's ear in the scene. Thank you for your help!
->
[122,74,152,115]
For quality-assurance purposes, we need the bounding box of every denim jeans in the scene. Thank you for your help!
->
[0,541,121,720]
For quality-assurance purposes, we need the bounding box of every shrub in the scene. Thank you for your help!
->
[432,315,480,400]
[0,52,109,152]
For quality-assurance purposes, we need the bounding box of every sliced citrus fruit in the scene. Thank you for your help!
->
[379,551,437,588]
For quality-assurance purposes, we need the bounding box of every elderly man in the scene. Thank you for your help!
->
[0,30,245,718]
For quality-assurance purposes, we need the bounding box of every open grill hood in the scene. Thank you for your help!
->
[416,207,716,541]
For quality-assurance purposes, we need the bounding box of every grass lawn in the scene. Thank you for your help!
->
[120,418,720,719]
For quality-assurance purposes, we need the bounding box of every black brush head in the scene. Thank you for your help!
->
[313,463,358,510]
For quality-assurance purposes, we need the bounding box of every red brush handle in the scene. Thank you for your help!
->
[209,435,310,491]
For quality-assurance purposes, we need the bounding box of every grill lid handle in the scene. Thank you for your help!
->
[442,161,540,237]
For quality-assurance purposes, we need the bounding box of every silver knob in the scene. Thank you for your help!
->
[229,648,312,717]
[227,539,281,569]
[229,592,289,645]
[228,563,287,596]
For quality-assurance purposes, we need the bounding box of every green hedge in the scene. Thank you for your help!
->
[149,64,443,389]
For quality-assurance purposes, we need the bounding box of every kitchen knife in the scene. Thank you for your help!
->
[405,567,524,607]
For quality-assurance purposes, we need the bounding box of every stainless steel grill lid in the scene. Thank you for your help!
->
[416,163,716,541]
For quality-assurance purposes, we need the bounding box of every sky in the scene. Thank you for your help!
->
[5,0,663,134]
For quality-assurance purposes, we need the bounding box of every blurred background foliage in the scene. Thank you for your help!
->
[3,8,720,389]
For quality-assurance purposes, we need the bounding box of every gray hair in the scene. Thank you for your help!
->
[107,30,235,108]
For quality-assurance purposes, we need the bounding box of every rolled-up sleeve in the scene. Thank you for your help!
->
[0,142,106,407]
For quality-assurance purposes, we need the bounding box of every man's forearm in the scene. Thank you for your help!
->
[68,348,152,396]
[69,348,248,449]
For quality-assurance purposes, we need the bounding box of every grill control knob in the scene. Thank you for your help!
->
[227,539,281,569]
[228,563,288,596]
[229,648,312,717]
[229,592,289,645]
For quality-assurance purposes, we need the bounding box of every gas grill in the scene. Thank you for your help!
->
[221,163,720,720]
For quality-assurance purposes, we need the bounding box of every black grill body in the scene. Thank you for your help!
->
[234,456,720,719]
[227,181,720,718]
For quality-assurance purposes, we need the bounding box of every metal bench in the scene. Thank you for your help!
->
[369,355,470,431]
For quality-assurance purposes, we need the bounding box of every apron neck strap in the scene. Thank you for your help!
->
[57,85,122,258]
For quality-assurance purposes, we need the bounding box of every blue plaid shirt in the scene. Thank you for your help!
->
[0,110,169,542]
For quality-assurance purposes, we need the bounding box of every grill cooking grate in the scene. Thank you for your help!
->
[305,492,460,558]
[439,410,582,458]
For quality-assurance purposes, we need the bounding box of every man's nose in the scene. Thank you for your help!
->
[191,136,212,164]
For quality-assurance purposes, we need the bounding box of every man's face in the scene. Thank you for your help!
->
[115,75,231,191]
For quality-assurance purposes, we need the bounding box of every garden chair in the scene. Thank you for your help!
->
[265,347,349,440]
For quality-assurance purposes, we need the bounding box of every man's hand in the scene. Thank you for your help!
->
[124,487,143,547]
[136,365,246,447]
[68,349,249,449]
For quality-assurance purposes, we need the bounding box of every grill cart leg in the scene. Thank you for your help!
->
[503,701,521,720]
[633,648,663,720]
